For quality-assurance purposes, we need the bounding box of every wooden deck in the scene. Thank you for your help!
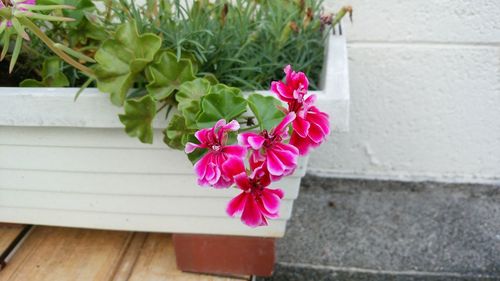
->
[0,225,248,281]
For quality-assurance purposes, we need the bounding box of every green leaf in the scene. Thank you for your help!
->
[163,114,195,150]
[203,73,219,85]
[19,80,44,87]
[94,20,161,106]
[146,51,196,100]
[175,78,212,129]
[181,100,202,129]
[248,93,286,131]
[176,78,211,110]
[209,83,243,97]
[63,0,96,27]
[36,0,65,5]
[9,35,23,73]
[119,95,156,144]
[68,17,108,46]
[196,89,248,128]
[20,57,69,87]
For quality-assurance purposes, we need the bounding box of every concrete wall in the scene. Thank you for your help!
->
[311,0,500,183]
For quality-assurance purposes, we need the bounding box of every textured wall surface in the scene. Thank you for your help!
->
[312,0,500,183]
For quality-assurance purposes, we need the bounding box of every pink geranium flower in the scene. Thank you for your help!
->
[0,0,36,27]
[271,65,310,104]
[222,157,284,227]
[290,105,330,155]
[185,119,246,188]
[238,112,299,178]
[271,65,330,155]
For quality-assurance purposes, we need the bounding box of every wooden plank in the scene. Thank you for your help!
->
[126,233,246,281]
[0,225,24,256]
[0,226,133,281]
[110,233,148,281]
[0,224,29,269]
[0,227,248,281]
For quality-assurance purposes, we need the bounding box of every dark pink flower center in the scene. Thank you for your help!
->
[288,101,303,113]
[245,177,265,197]
[260,130,282,148]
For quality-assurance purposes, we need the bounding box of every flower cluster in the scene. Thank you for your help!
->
[186,65,330,227]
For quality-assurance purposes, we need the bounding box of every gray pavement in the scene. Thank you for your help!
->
[258,176,500,281]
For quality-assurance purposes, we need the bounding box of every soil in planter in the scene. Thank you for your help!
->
[0,59,39,87]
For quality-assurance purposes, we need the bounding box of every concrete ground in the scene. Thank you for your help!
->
[258,176,500,281]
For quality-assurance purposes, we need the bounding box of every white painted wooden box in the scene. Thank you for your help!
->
[0,35,349,237]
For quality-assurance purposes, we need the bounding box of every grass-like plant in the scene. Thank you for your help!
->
[1,0,349,89]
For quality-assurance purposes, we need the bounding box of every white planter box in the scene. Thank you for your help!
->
[0,35,349,237]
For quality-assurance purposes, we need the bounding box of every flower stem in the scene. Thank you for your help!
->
[17,16,95,77]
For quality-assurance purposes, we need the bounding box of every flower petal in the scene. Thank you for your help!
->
[223,145,247,158]
[270,188,284,199]
[193,153,212,181]
[273,112,296,136]
[292,117,310,138]
[241,195,264,227]
[248,135,266,150]
[271,81,294,102]
[307,109,330,135]
[270,145,298,168]
[234,172,252,191]
[266,150,286,176]
[185,142,203,154]
[290,132,312,156]
[260,188,282,214]
[308,122,326,143]
[194,128,211,144]
[249,151,265,171]
[222,156,246,179]
[252,165,271,187]
[223,120,240,132]
[226,192,248,217]
[238,132,265,150]
[205,163,217,183]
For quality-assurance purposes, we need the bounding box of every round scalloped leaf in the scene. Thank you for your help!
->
[146,51,196,101]
[196,90,248,129]
[176,78,211,110]
[119,95,157,144]
[163,114,196,150]
[247,93,286,131]
[94,20,161,106]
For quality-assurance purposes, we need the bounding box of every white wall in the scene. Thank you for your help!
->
[311,0,500,183]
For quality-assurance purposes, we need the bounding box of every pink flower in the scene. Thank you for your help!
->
[271,65,330,155]
[0,0,36,27]
[271,65,310,104]
[185,119,246,188]
[222,157,284,227]
[290,105,330,155]
[238,112,299,178]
